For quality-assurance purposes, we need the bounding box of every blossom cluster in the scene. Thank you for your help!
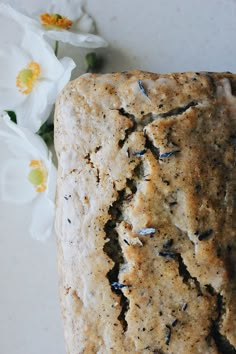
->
[0,1,107,240]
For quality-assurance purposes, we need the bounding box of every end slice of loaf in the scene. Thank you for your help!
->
[55,71,236,354]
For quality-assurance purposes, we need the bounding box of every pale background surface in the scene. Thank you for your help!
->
[1,0,236,353]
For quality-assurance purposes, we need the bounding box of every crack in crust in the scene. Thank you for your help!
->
[156,101,199,118]
[103,192,130,332]
[210,293,236,354]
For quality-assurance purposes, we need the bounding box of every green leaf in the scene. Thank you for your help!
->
[6,110,17,123]
[37,121,54,146]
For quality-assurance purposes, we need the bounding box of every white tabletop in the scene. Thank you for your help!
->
[1,0,236,353]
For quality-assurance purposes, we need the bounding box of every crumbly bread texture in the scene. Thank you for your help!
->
[55,71,236,354]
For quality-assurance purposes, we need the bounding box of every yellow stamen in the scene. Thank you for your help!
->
[28,160,47,193]
[40,13,73,30]
[16,62,40,95]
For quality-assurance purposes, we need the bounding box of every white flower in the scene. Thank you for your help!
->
[0,111,57,241]
[27,0,108,48]
[0,4,76,133]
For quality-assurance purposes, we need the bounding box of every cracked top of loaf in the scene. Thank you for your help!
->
[55,71,236,354]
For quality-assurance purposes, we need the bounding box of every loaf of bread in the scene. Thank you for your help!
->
[55,71,236,354]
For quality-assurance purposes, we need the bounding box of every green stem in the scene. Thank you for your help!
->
[54,40,59,57]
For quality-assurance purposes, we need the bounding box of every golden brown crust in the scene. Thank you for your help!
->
[55,71,236,354]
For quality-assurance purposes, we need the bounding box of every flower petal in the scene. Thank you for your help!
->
[0,45,30,87]
[0,112,49,161]
[46,154,57,202]
[0,45,31,110]
[15,83,52,133]
[40,0,84,22]
[46,30,108,48]
[0,4,30,44]
[72,13,95,33]
[0,158,36,204]
[0,88,25,111]
[21,31,63,81]
[54,57,76,96]
[30,193,55,241]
